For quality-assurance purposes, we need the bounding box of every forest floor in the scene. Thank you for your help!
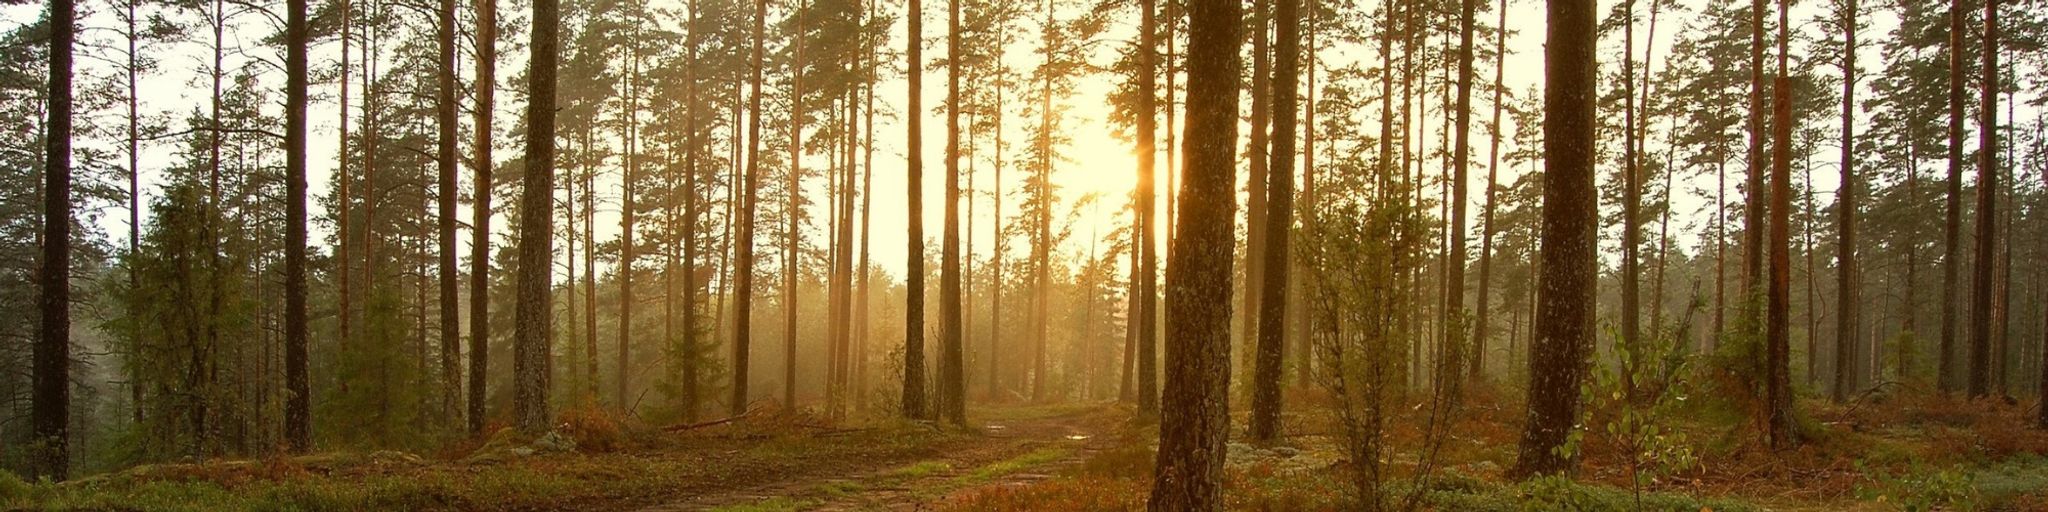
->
[9,389,2048,511]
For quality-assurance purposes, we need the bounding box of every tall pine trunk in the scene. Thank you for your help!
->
[36,0,77,481]
[938,0,967,425]
[1249,0,1299,442]
[284,0,311,453]
[513,0,560,434]
[436,0,461,423]
[734,0,766,416]
[1941,0,1966,394]
[903,0,931,419]
[1765,0,1796,448]
[1137,0,1161,416]
[1470,0,1506,382]
[468,0,497,436]
[1512,0,1596,478]
[1148,0,1240,506]
[1967,0,1998,398]
[1832,0,1858,403]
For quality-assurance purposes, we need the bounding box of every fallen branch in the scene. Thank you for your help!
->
[661,402,771,432]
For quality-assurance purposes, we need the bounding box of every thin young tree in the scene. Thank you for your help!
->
[468,0,498,436]
[904,0,931,420]
[1512,0,1597,478]
[1832,0,1859,404]
[284,0,312,452]
[1148,0,1240,507]
[35,0,77,481]
[1248,0,1299,442]
[514,0,561,434]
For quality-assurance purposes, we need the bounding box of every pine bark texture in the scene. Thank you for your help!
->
[514,0,561,434]
[1148,0,1239,508]
[1512,0,1596,478]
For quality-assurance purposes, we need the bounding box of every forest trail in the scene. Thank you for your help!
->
[634,404,1129,512]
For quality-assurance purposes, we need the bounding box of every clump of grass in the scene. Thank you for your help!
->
[955,447,1068,486]
[887,461,954,480]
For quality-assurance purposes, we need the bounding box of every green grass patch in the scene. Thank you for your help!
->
[955,447,1070,486]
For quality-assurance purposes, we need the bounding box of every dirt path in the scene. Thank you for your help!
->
[636,405,1125,512]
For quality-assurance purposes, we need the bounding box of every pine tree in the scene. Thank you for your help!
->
[1148,0,1239,507]
[937,0,967,425]
[1248,0,1299,442]
[469,0,498,436]
[1512,0,1596,478]
[514,0,561,434]
[284,0,312,452]
[35,0,78,482]
[904,0,931,420]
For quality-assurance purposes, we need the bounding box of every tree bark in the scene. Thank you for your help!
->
[1967,0,1997,398]
[1512,0,1596,478]
[904,0,931,419]
[469,0,497,437]
[1765,0,1795,448]
[1249,0,1298,442]
[36,0,77,481]
[437,0,462,423]
[938,0,967,425]
[1941,0,1966,394]
[734,0,766,416]
[285,0,312,453]
[1137,0,1161,417]
[1832,0,1858,404]
[514,0,560,434]
[1470,0,1506,382]
[1148,0,1239,507]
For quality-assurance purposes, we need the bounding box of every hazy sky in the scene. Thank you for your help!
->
[12,0,2033,286]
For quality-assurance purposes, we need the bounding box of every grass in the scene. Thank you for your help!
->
[953,447,1069,486]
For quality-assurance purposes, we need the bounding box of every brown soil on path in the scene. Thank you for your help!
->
[631,403,1132,512]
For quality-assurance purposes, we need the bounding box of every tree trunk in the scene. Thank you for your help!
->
[903,0,930,419]
[1832,0,1858,404]
[784,9,805,410]
[1241,0,1271,395]
[1470,0,1506,382]
[1941,0,1966,394]
[1137,0,1161,417]
[1620,0,1642,365]
[1249,0,1299,442]
[619,46,642,413]
[468,0,497,436]
[285,0,312,453]
[36,0,77,481]
[734,0,766,416]
[514,0,559,434]
[1765,0,1795,448]
[1512,0,1596,478]
[436,0,462,424]
[1147,0,1239,506]
[1967,0,1997,398]
[938,0,967,425]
